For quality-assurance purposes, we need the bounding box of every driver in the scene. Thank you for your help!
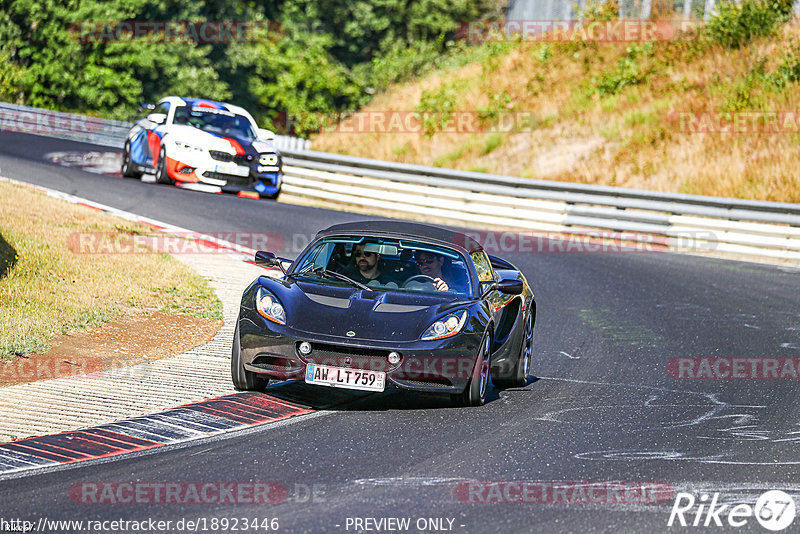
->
[414,251,450,292]
[347,243,398,287]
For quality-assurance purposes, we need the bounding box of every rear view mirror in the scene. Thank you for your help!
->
[364,243,398,256]
[258,128,276,141]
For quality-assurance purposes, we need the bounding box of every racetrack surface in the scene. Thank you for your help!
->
[1,131,799,532]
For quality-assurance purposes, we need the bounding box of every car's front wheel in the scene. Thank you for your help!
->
[121,141,141,178]
[494,312,533,388]
[452,333,491,407]
[154,146,173,184]
[231,324,269,391]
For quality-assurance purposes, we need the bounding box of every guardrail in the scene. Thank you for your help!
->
[277,148,800,261]
[2,102,799,261]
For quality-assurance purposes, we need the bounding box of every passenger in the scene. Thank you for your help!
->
[414,251,451,292]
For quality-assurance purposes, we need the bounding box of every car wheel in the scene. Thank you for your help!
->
[154,147,173,184]
[121,142,141,178]
[495,312,533,388]
[231,324,269,391]
[452,333,491,407]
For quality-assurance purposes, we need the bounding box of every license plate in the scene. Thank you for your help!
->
[304,364,385,392]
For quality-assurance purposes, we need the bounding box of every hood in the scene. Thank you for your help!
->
[170,125,265,155]
[273,280,469,342]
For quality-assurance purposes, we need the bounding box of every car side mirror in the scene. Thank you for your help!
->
[258,128,275,141]
[255,251,292,273]
[497,278,523,295]
[480,278,523,298]
[146,112,167,125]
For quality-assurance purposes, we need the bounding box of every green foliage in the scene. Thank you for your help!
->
[706,0,793,49]
[0,0,500,127]
[415,81,459,136]
[592,43,653,97]
[768,43,800,89]
[480,133,503,155]
[478,91,513,123]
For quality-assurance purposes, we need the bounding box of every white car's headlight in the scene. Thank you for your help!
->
[258,153,279,166]
[255,287,286,325]
[421,310,468,341]
[173,140,204,152]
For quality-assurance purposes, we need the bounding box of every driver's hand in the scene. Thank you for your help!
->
[433,278,449,291]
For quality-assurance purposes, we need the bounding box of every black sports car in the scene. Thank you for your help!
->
[232,221,536,406]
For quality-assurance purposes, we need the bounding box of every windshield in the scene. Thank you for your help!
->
[173,106,257,141]
[291,235,473,297]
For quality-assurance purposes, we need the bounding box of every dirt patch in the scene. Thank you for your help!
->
[0,311,222,386]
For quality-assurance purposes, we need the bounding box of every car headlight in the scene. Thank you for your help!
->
[421,310,468,341]
[255,287,286,325]
[258,153,279,166]
[173,140,204,152]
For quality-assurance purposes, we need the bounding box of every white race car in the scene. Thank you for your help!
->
[121,96,282,199]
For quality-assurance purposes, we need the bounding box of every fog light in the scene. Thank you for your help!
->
[387,352,401,364]
[299,342,312,355]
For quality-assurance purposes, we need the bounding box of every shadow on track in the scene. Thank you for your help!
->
[259,376,541,411]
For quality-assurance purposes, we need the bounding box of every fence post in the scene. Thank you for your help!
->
[641,0,653,19]
[704,0,716,21]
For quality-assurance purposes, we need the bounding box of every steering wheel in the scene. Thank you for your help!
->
[401,274,436,288]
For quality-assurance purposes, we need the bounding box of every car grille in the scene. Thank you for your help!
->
[302,342,397,372]
[201,171,255,187]
[209,151,253,165]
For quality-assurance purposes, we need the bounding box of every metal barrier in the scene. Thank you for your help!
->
[2,102,799,261]
[277,148,800,261]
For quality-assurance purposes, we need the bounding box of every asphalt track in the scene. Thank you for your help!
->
[1,131,800,533]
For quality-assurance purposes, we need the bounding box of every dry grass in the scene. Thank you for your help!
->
[312,17,800,202]
[0,181,222,359]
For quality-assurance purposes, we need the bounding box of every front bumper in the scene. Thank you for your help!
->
[237,307,481,394]
[167,149,282,196]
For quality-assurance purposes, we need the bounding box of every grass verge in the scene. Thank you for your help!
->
[0,180,223,360]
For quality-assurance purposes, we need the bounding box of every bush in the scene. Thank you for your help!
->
[592,44,653,97]
[706,0,793,49]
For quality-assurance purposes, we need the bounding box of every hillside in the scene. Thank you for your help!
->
[311,3,800,203]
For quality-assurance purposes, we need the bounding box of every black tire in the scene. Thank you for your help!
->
[121,142,141,178]
[494,312,533,388]
[231,324,269,391]
[452,333,491,407]
[154,146,173,184]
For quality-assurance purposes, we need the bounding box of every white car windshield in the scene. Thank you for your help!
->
[173,106,257,141]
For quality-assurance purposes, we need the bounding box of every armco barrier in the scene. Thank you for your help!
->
[2,102,799,261]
